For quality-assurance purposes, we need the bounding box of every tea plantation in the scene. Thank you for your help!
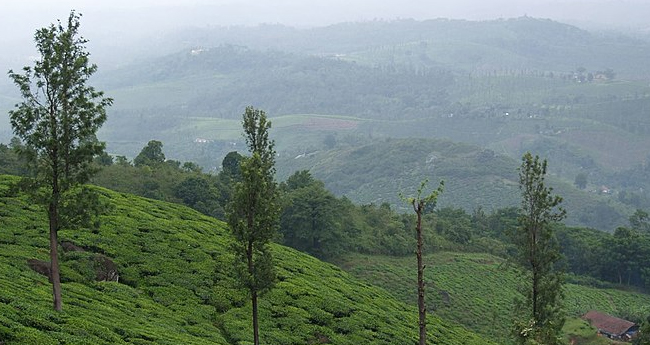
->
[0,175,494,345]
[339,252,650,344]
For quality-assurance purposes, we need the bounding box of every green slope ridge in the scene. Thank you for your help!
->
[339,251,650,345]
[0,175,494,345]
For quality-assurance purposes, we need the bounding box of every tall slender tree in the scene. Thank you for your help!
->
[8,11,112,312]
[401,179,443,345]
[227,106,279,345]
[511,152,566,345]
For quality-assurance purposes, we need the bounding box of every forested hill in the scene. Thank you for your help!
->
[88,16,650,175]
[0,174,493,345]
[96,44,453,120]
[275,138,632,230]
[111,17,650,78]
[94,16,650,122]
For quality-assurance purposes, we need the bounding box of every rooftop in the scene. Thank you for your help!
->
[583,310,637,336]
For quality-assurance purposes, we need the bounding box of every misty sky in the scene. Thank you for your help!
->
[1,0,649,69]
[3,0,650,36]
[1,0,649,144]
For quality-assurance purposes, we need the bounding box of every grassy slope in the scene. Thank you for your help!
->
[0,175,494,345]
[338,252,650,345]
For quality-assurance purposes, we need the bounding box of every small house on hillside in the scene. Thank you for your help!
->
[583,310,639,341]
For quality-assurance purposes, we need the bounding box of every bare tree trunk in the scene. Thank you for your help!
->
[532,270,538,320]
[252,291,259,345]
[531,229,537,321]
[416,206,427,345]
[403,180,442,345]
[49,200,62,312]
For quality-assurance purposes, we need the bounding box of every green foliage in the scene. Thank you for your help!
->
[280,171,347,259]
[0,174,495,344]
[275,137,632,231]
[634,315,650,345]
[8,11,112,191]
[432,207,473,245]
[91,152,230,219]
[574,173,587,190]
[345,202,415,256]
[630,210,650,234]
[133,140,166,167]
[228,107,279,295]
[511,153,566,345]
[7,11,112,311]
[173,175,225,218]
[220,151,244,182]
[0,141,29,176]
[227,107,280,344]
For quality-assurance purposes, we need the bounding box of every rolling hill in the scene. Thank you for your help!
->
[0,175,494,345]
[113,17,650,79]
[275,138,633,231]
[64,18,650,166]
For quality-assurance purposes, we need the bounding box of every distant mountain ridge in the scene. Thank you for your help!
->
[116,17,650,78]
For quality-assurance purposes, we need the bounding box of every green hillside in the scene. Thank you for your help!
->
[338,251,650,345]
[276,138,633,231]
[0,175,494,345]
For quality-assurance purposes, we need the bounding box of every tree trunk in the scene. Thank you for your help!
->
[531,225,538,321]
[247,238,260,345]
[252,291,259,345]
[627,270,632,286]
[49,200,62,312]
[416,205,426,345]
[532,269,538,320]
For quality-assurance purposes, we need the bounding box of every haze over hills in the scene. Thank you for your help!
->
[3,8,650,345]
[2,16,649,231]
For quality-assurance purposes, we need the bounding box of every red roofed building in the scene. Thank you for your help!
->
[583,310,639,341]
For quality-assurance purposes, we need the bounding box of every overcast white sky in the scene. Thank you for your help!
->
[1,0,649,67]
[3,0,650,33]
